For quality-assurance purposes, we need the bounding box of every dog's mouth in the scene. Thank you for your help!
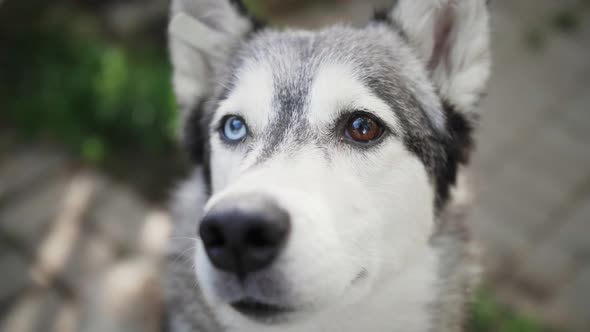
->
[230,298,294,323]
[223,269,369,324]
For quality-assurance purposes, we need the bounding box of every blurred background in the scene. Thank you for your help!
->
[1,0,589,331]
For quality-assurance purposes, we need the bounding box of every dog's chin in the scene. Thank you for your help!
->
[205,268,372,327]
[199,269,309,325]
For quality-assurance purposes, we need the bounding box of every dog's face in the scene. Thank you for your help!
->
[170,0,489,328]
[200,28,440,323]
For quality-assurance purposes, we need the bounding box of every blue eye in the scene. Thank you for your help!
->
[221,116,248,142]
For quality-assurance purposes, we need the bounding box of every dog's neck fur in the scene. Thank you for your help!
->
[165,169,477,332]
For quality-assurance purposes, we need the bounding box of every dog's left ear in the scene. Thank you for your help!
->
[169,0,260,114]
[386,0,491,117]
[169,0,261,164]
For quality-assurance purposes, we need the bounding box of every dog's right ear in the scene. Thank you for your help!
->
[169,0,259,114]
[382,0,491,120]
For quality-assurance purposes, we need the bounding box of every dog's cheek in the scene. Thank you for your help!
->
[341,142,436,275]
[209,141,247,194]
[373,156,435,273]
[280,198,356,305]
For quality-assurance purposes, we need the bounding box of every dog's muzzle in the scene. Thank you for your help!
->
[199,195,291,280]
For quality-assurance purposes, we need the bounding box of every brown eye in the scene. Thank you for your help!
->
[344,113,384,143]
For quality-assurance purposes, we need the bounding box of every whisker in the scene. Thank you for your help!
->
[171,246,198,265]
[169,236,199,242]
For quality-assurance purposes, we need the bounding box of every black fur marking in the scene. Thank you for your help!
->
[356,23,475,211]
[371,4,408,43]
[183,101,207,164]
[229,0,266,32]
[435,101,474,209]
[372,8,390,23]
[366,73,474,210]
[229,0,249,15]
[443,101,474,165]
[183,101,213,194]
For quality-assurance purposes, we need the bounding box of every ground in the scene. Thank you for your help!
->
[0,0,589,331]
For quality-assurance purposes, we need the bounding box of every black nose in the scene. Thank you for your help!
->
[199,199,290,279]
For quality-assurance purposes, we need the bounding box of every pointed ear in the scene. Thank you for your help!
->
[169,0,259,113]
[388,0,491,116]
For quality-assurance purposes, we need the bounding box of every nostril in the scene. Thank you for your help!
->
[245,224,286,248]
[200,223,225,248]
[246,226,273,248]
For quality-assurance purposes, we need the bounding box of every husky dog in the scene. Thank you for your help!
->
[165,0,491,331]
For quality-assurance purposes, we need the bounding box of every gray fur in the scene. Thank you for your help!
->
[166,0,490,331]
[165,169,222,331]
[204,24,466,208]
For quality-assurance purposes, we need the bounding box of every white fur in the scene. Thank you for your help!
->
[169,0,252,113]
[167,1,490,331]
[308,63,401,133]
[173,164,440,332]
[221,247,440,332]
[195,58,439,331]
[208,63,275,193]
[170,14,232,56]
[211,64,275,137]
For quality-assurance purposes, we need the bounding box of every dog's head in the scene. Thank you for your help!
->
[169,0,490,327]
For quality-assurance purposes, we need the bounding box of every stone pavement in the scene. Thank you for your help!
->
[1,1,589,332]
[0,145,169,332]
[472,1,590,331]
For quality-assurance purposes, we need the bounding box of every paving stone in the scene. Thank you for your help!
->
[560,91,590,145]
[52,299,80,332]
[0,175,70,250]
[475,3,590,172]
[471,203,533,271]
[85,184,150,255]
[61,231,120,292]
[473,168,554,246]
[550,265,590,332]
[476,120,590,239]
[514,242,578,298]
[546,197,590,262]
[0,288,62,332]
[79,259,162,332]
[0,147,69,200]
[516,120,590,202]
[35,290,64,332]
[471,2,590,330]
[514,196,590,298]
[0,251,30,303]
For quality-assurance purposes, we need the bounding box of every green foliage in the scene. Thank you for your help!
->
[1,25,177,164]
[469,290,561,332]
[552,10,581,34]
[524,29,547,52]
[0,2,573,329]
[242,0,269,17]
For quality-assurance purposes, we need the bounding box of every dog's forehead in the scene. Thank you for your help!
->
[237,26,402,98]
[205,24,462,210]
[223,24,444,132]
